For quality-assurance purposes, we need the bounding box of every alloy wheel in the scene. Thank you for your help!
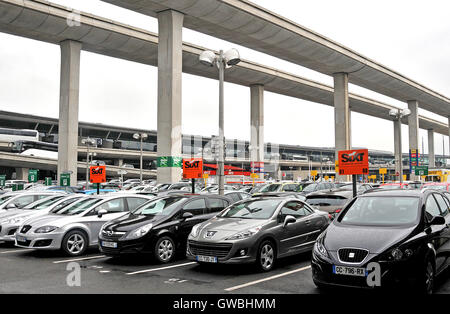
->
[260,244,274,270]
[425,262,434,294]
[67,234,85,254]
[158,239,174,262]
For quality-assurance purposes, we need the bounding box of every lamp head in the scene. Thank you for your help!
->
[133,133,140,140]
[400,108,411,118]
[224,48,241,66]
[389,109,399,118]
[199,50,216,67]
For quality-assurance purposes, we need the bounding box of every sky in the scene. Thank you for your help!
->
[0,0,449,155]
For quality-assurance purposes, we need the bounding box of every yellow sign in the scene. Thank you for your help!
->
[311,170,318,176]
[324,176,329,180]
[368,175,377,179]
[203,173,209,179]
[379,168,387,174]
[250,173,259,179]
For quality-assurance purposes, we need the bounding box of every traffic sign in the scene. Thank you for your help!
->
[203,173,209,179]
[0,175,5,187]
[414,165,428,176]
[379,168,387,174]
[28,169,38,183]
[250,173,259,179]
[60,173,71,187]
[338,149,369,175]
[45,177,52,186]
[409,149,420,173]
[182,158,203,179]
[90,165,106,184]
[311,170,318,176]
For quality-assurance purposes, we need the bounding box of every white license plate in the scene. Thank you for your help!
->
[16,236,26,242]
[102,241,117,248]
[333,265,366,277]
[196,255,217,263]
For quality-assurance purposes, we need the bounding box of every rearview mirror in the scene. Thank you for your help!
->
[97,209,108,218]
[430,216,445,226]
[6,203,17,209]
[182,212,194,220]
[283,215,296,227]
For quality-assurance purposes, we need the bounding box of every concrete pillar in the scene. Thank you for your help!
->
[408,100,420,179]
[393,120,401,178]
[58,40,81,186]
[114,159,124,167]
[333,73,351,181]
[157,10,184,183]
[250,84,264,179]
[15,168,29,181]
[428,129,435,168]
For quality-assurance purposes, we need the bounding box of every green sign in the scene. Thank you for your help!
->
[60,173,71,187]
[0,175,5,187]
[12,184,24,191]
[45,177,52,186]
[28,169,39,183]
[157,156,183,168]
[415,166,428,176]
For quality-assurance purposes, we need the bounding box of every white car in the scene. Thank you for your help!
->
[0,191,66,214]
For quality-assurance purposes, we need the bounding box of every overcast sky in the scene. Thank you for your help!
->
[0,0,449,155]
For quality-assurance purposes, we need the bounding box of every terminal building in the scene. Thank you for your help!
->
[0,110,446,183]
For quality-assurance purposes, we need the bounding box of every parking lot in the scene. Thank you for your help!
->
[1,242,449,294]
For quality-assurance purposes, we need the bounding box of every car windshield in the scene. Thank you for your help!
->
[0,195,13,205]
[56,198,102,215]
[306,196,348,206]
[24,196,65,210]
[219,199,282,219]
[302,184,317,193]
[133,197,188,216]
[338,196,420,226]
[259,184,281,193]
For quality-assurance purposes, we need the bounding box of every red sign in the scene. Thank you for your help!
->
[338,149,369,175]
[182,158,203,179]
[90,166,106,183]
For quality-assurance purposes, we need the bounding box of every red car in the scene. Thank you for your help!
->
[422,182,450,192]
[379,183,410,190]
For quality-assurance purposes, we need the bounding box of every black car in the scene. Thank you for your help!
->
[98,194,231,263]
[311,189,450,293]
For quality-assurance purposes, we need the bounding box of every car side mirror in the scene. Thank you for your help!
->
[429,216,445,226]
[182,212,194,220]
[6,203,17,209]
[97,209,108,218]
[283,215,296,227]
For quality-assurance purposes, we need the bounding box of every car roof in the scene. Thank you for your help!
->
[359,189,426,197]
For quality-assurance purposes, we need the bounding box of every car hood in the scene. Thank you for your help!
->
[0,209,30,220]
[20,214,79,229]
[0,210,38,221]
[324,223,416,254]
[104,212,168,232]
[196,217,267,241]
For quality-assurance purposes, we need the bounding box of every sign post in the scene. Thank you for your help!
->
[338,149,369,198]
[183,158,203,193]
[90,165,106,195]
[379,168,387,184]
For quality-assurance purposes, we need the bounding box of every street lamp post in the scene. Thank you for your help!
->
[389,108,411,184]
[81,137,96,189]
[199,48,241,195]
[133,133,148,184]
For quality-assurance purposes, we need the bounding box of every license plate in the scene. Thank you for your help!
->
[16,236,26,242]
[333,265,367,277]
[196,255,217,263]
[101,241,117,248]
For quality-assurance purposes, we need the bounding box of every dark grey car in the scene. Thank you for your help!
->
[187,197,330,271]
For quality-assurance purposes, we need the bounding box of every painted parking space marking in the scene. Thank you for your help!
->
[224,265,311,292]
[0,249,33,254]
[52,255,106,264]
[126,262,196,275]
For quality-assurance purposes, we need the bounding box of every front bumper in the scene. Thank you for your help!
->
[311,250,419,290]
[186,237,259,265]
[98,235,147,255]
[0,223,20,242]
[15,231,64,250]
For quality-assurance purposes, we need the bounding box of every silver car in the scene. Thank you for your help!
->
[187,197,330,271]
[0,194,84,243]
[15,194,153,256]
[0,191,66,214]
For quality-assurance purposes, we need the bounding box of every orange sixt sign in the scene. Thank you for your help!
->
[90,166,106,183]
[183,158,203,179]
[338,149,369,175]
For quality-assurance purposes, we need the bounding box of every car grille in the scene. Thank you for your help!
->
[21,225,32,234]
[101,230,125,240]
[17,239,31,247]
[188,240,232,258]
[338,248,369,264]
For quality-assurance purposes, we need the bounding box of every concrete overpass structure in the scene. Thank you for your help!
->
[0,0,448,183]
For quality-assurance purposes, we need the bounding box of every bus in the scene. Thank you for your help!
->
[0,128,39,142]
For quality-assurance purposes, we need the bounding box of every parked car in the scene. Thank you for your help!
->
[378,183,410,190]
[251,192,306,201]
[15,194,154,256]
[422,182,450,192]
[254,182,303,195]
[98,194,232,263]
[0,191,66,213]
[305,189,353,218]
[299,182,336,195]
[187,197,330,271]
[311,189,450,293]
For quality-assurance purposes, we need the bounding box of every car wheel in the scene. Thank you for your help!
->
[418,259,435,294]
[154,236,175,263]
[257,240,275,272]
[62,230,88,257]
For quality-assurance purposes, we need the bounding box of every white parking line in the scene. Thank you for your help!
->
[0,249,32,254]
[224,265,311,292]
[52,255,106,264]
[126,262,196,275]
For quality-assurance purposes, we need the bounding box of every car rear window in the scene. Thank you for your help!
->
[306,195,348,206]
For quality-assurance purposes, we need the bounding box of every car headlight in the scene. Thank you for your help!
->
[3,217,27,225]
[35,226,58,233]
[225,226,262,240]
[313,232,329,259]
[124,223,153,240]
[388,247,415,261]
[190,224,202,238]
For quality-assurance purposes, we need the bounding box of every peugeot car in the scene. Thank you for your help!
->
[98,194,231,263]
[15,194,153,256]
[311,190,450,294]
[187,197,330,271]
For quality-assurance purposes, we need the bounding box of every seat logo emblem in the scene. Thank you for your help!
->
[349,252,355,258]
[106,231,113,236]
